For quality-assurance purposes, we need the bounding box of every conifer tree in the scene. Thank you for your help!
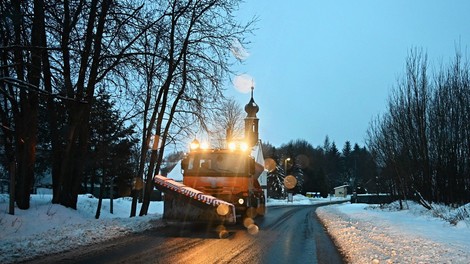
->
[86,89,137,204]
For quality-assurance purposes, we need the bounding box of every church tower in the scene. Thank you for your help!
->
[244,86,259,147]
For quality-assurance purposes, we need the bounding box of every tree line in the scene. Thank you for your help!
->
[367,49,470,208]
[262,137,377,199]
[0,0,254,216]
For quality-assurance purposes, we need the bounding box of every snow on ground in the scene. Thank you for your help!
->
[317,202,470,263]
[1,190,469,264]
[0,190,164,264]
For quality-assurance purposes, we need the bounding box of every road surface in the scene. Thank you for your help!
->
[27,204,345,264]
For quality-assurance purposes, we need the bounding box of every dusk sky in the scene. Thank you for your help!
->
[228,1,470,148]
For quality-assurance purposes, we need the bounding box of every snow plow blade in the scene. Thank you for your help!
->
[154,175,237,224]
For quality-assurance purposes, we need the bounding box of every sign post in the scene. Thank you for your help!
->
[284,175,297,203]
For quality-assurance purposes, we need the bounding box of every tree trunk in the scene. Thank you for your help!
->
[95,176,105,219]
[56,0,111,209]
[14,0,43,209]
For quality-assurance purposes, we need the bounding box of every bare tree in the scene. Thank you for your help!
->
[209,97,245,148]
[367,49,470,207]
[0,0,45,209]
[1,0,255,215]
[44,0,166,209]
[430,52,470,204]
[123,0,255,215]
[0,0,155,209]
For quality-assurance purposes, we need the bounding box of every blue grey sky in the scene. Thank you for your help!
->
[228,1,470,148]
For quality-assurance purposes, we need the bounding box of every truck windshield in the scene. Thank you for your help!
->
[186,152,248,176]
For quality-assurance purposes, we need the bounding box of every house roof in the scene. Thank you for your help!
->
[165,160,183,181]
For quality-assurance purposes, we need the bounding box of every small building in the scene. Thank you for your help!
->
[334,185,348,198]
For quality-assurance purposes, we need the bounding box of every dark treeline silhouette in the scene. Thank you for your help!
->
[262,137,378,199]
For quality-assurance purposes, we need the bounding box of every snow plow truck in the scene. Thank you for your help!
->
[154,87,266,224]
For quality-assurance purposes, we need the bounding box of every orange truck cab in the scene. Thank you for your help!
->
[181,148,266,218]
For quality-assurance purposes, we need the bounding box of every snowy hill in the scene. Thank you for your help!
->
[1,191,469,263]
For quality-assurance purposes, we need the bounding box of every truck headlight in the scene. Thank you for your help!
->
[238,198,245,205]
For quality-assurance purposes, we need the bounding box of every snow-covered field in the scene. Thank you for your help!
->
[1,190,469,263]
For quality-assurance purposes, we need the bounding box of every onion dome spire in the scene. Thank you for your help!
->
[244,85,259,117]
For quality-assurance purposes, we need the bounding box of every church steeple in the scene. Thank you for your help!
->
[244,85,259,147]
[244,86,259,118]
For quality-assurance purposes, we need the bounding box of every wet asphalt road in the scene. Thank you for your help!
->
[27,203,345,264]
